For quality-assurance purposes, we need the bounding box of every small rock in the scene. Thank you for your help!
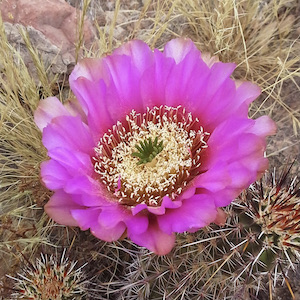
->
[0,0,96,80]
[0,0,95,54]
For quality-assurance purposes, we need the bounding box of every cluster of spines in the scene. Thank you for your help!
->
[8,250,87,300]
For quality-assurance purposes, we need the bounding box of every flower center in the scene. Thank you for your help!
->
[93,106,209,207]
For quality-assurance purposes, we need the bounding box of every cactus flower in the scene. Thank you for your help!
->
[34,38,276,255]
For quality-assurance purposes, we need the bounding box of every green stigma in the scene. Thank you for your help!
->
[131,136,164,165]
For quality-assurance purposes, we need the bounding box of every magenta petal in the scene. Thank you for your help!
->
[71,208,126,241]
[140,50,174,107]
[158,194,217,234]
[104,54,144,116]
[98,206,128,228]
[194,163,232,192]
[34,97,71,131]
[235,81,261,107]
[71,208,101,230]
[64,176,99,195]
[205,117,274,172]
[132,203,148,215]
[70,77,115,137]
[180,186,196,199]
[207,62,236,97]
[70,55,146,133]
[41,160,71,190]
[206,118,254,161]
[199,81,261,129]
[130,216,176,255]
[126,214,149,235]
[91,221,126,242]
[47,147,93,175]
[164,50,210,109]
[113,39,154,72]
[72,194,110,207]
[212,188,239,207]
[45,190,82,226]
[192,63,236,122]
[42,115,94,155]
[198,78,236,124]
[64,98,88,122]
[226,162,257,189]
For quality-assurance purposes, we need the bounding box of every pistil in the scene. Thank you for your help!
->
[131,136,164,165]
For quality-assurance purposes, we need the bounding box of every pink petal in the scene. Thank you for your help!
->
[70,55,148,135]
[248,115,277,136]
[70,76,115,138]
[69,58,110,85]
[206,118,255,164]
[129,216,176,255]
[42,115,94,155]
[140,50,174,107]
[157,194,217,234]
[205,117,274,174]
[92,221,126,242]
[164,49,210,109]
[41,160,71,190]
[72,193,111,207]
[71,207,101,230]
[34,97,70,131]
[113,39,154,73]
[44,190,82,226]
[193,163,232,192]
[226,162,258,188]
[212,188,239,207]
[207,62,237,97]
[47,147,93,175]
[191,62,236,126]
[98,205,128,228]
[235,81,261,107]
[64,176,99,195]
[180,185,196,199]
[161,39,239,128]
[71,208,126,241]
[104,54,144,116]
[164,38,200,64]
[201,52,220,68]
[131,203,148,215]
[202,80,260,130]
[126,214,149,235]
